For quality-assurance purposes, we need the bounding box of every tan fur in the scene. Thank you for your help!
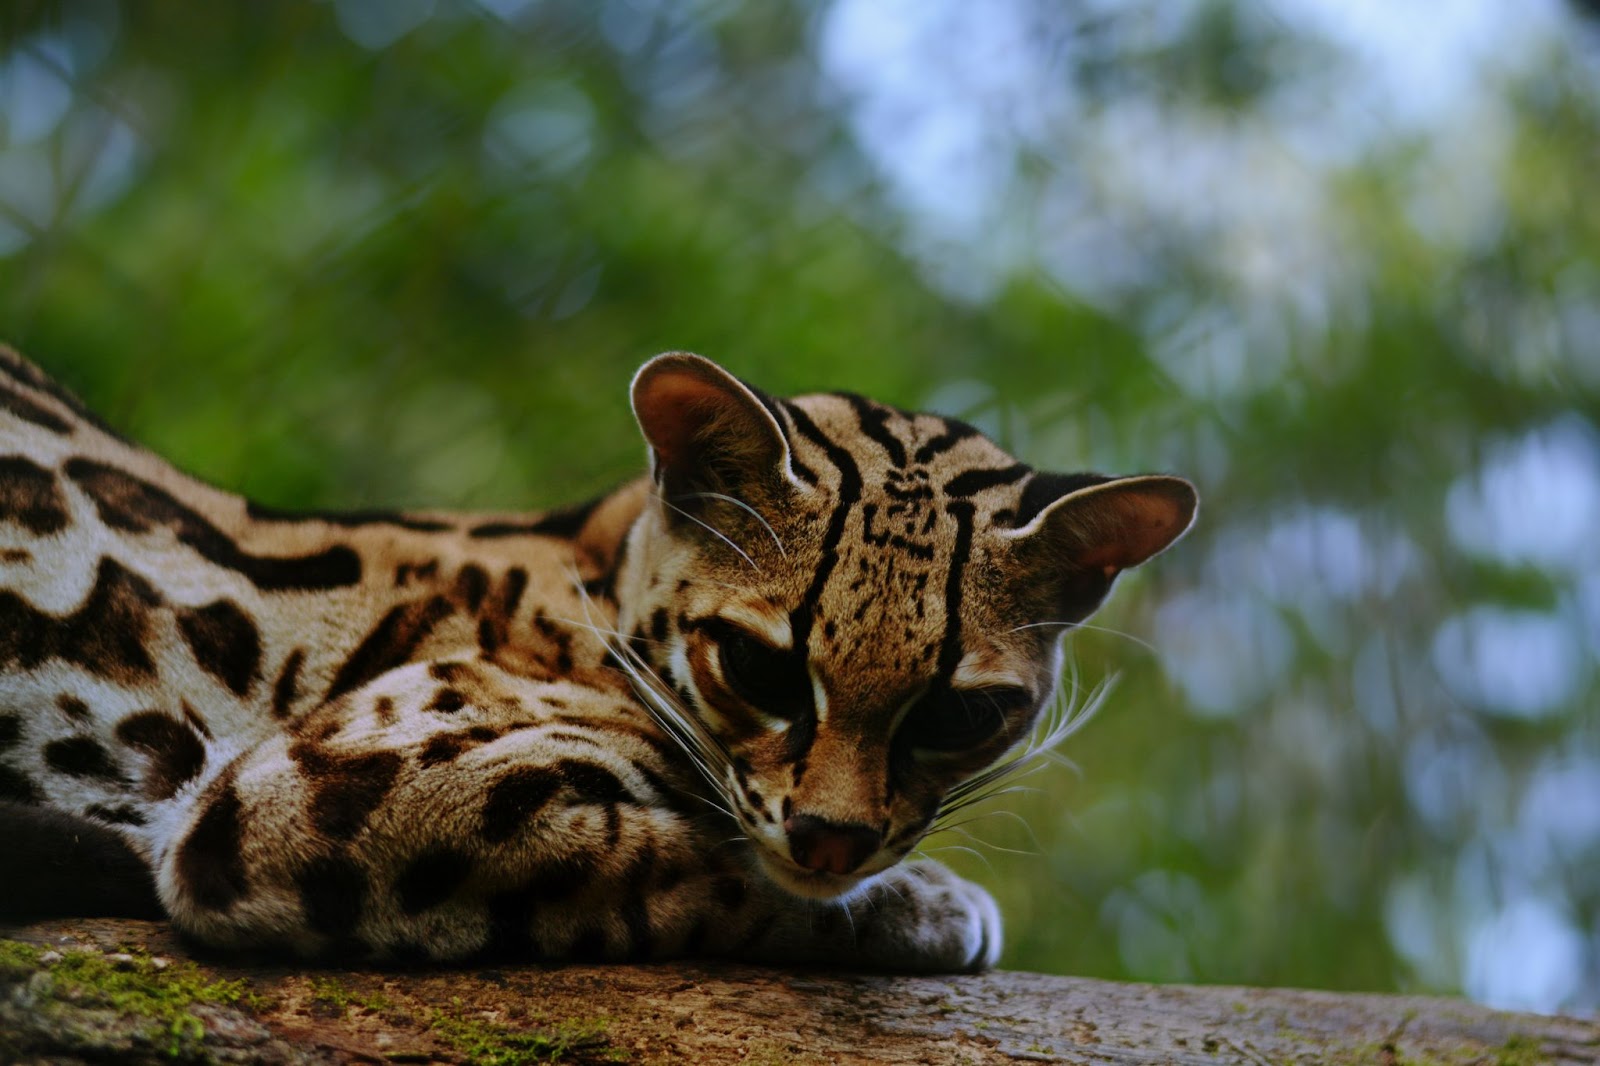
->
[0,347,1194,971]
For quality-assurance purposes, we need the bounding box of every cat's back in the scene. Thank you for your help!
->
[0,349,638,812]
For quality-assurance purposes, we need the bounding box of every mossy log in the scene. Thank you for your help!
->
[1,918,1594,1065]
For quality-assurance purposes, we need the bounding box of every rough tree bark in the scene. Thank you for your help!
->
[1,918,1594,1065]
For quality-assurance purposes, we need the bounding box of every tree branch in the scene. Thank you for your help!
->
[2,918,1593,1065]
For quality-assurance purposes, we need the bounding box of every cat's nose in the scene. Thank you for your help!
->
[784,815,882,876]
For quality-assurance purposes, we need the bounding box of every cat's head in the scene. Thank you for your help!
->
[613,353,1196,900]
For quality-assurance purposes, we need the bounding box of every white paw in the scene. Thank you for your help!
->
[865,861,1003,972]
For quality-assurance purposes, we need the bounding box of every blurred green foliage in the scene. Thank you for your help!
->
[2,0,1597,1011]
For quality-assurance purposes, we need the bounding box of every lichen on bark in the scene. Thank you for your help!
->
[2,919,1595,1065]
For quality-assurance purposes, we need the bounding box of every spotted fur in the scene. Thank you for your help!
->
[0,348,1195,971]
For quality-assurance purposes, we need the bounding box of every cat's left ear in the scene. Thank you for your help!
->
[631,352,800,505]
[1007,473,1197,585]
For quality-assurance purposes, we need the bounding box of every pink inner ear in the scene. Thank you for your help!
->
[637,371,730,467]
[1071,488,1193,574]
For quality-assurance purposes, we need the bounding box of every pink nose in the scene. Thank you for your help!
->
[784,816,882,876]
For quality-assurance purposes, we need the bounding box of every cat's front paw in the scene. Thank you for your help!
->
[732,858,1002,972]
[862,860,1002,973]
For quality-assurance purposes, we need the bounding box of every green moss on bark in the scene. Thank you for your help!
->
[0,938,257,1057]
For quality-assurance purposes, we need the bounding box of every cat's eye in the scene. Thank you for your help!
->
[901,686,1028,752]
[710,623,811,719]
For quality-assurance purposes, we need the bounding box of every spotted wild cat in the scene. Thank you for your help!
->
[0,348,1195,971]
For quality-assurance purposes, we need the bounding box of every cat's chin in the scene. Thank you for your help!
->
[750,845,874,901]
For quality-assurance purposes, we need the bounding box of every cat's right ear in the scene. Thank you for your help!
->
[631,352,801,507]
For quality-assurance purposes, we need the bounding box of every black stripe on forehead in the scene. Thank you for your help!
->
[935,500,977,683]
[780,400,860,652]
[942,462,1031,498]
[839,393,908,469]
[912,418,983,464]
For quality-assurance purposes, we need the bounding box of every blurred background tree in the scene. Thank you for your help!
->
[2,0,1597,1013]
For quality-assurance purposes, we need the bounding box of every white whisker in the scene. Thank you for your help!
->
[839,899,858,943]
[914,843,996,875]
[1009,620,1159,657]
[676,491,786,558]
[568,570,741,823]
[929,818,1042,857]
[940,784,1045,817]
[660,499,760,571]
[927,666,1113,851]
